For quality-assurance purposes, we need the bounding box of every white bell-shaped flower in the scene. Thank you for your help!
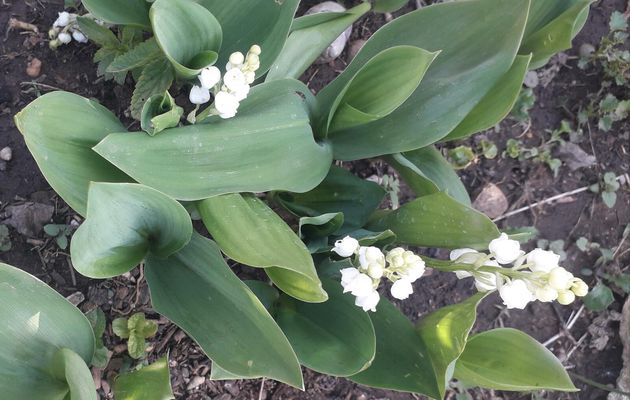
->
[366,263,384,280]
[358,246,385,269]
[232,84,250,102]
[72,30,88,43]
[474,272,497,292]
[489,233,523,264]
[390,279,413,300]
[199,66,221,89]
[534,285,559,302]
[526,248,560,273]
[399,256,425,282]
[340,269,374,297]
[54,11,70,28]
[214,91,239,119]
[58,32,72,44]
[548,267,574,291]
[229,52,245,66]
[499,279,534,309]
[385,247,405,268]
[223,68,248,93]
[332,236,359,258]
[189,85,210,105]
[355,290,380,312]
[450,248,480,278]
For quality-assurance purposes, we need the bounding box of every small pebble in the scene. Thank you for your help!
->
[66,291,85,306]
[523,70,539,88]
[348,39,366,61]
[0,147,12,161]
[26,58,42,78]
[186,376,206,391]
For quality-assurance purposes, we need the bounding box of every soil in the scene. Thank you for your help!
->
[1,1,629,400]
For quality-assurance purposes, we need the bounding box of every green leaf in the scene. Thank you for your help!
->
[44,224,62,237]
[266,3,370,81]
[144,233,303,388]
[127,334,146,359]
[140,91,183,136]
[373,0,408,13]
[131,58,175,120]
[196,0,300,76]
[107,38,162,73]
[386,146,471,206]
[299,213,345,240]
[520,0,593,69]
[0,263,95,400]
[350,298,440,399]
[416,292,487,398]
[70,183,193,279]
[366,192,500,250]
[114,356,174,400]
[150,0,222,78]
[583,282,614,311]
[275,278,376,376]
[96,79,332,201]
[56,235,68,250]
[210,363,247,381]
[455,328,578,391]
[349,229,397,247]
[444,54,532,140]
[316,0,530,160]
[244,280,280,312]
[609,10,628,31]
[127,313,158,338]
[113,318,131,339]
[602,191,617,208]
[75,16,119,48]
[324,46,438,134]
[85,308,110,368]
[14,92,131,216]
[81,0,150,28]
[50,348,97,400]
[274,166,386,235]
[197,193,327,303]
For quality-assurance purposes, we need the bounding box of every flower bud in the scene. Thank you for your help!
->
[245,71,256,84]
[548,267,574,291]
[58,32,72,44]
[488,233,523,264]
[358,246,385,269]
[72,30,88,43]
[355,290,380,312]
[571,279,588,297]
[474,272,497,292]
[557,290,576,305]
[214,91,240,119]
[199,66,221,89]
[390,279,413,300]
[229,51,245,66]
[249,44,262,55]
[367,262,384,279]
[189,85,210,105]
[534,285,558,302]
[341,270,373,297]
[499,279,534,309]
[385,247,405,267]
[526,248,560,273]
[332,236,359,258]
[449,248,481,264]
[54,11,70,28]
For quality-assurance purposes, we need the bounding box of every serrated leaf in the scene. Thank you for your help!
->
[113,318,130,339]
[107,38,161,73]
[131,59,174,120]
[127,334,146,359]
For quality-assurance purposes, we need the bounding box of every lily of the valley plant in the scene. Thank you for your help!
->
[6,0,594,398]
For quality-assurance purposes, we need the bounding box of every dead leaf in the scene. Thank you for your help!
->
[3,202,54,237]
[558,142,596,171]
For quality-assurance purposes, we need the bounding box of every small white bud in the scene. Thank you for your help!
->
[571,279,589,297]
[548,267,574,291]
[223,68,248,93]
[58,32,72,44]
[199,66,221,89]
[72,30,88,43]
[557,289,576,305]
[332,236,359,258]
[358,246,385,269]
[245,71,256,84]
[474,272,497,292]
[341,271,373,298]
[526,248,560,273]
[534,285,558,302]
[189,85,211,105]
[366,262,384,279]
[249,44,261,55]
[229,52,245,66]
[390,279,413,300]
[355,290,380,312]
[54,11,70,28]
[488,233,523,264]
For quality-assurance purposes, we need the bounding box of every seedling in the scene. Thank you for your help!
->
[589,172,620,208]
[113,312,159,359]
[43,223,73,250]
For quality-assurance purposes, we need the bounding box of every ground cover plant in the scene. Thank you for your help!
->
[1,0,629,399]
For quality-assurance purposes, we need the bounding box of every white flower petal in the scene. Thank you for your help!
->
[58,32,72,44]
[489,233,523,264]
[355,290,380,312]
[189,85,210,105]
[390,279,413,300]
[548,267,574,291]
[214,91,239,116]
[332,236,359,258]
[499,279,534,309]
[199,66,221,89]
[526,248,560,273]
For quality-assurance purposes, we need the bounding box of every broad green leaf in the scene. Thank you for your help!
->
[323,46,438,134]
[416,292,487,398]
[520,0,593,69]
[274,166,386,235]
[114,356,174,400]
[365,192,500,250]
[82,0,150,28]
[386,146,471,206]
[373,0,409,13]
[96,79,332,201]
[130,58,175,120]
[145,233,303,388]
[198,193,327,303]
[50,348,97,400]
[75,17,119,48]
[85,308,110,368]
[150,0,222,78]
[70,183,193,279]
[316,0,529,160]
[444,54,532,141]
[14,92,130,216]
[299,213,345,252]
[348,229,397,248]
[140,91,183,136]
[107,38,162,73]
[583,282,614,311]
[455,328,578,391]
[0,263,95,400]
[275,278,376,376]
[210,363,248,381]
[266,3,370,81]
[244,280,280,312]
[350,298,440,399]
[196,0,300,76]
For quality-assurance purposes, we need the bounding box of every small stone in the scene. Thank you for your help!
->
[26,58,42,78]
[523,71,539,88]
[66,291,85,306]
[186,376,206,391]
[224,382,240,396]
[0,147,12,161]
[348,39,366,61]
[579,43,595,58]
[472,183,508,219]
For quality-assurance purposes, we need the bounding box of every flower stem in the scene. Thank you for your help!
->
[419,256,529,279]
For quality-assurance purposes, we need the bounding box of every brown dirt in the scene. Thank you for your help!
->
[1,0,629,399]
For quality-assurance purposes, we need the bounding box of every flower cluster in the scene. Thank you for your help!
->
[333,236,426,312]
[189,45,261,119]
[451,233,589,310]
[49,12,88,49]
